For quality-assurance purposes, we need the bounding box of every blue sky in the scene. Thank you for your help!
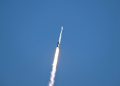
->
[0,0,120,86]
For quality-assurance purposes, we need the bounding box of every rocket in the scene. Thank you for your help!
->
[57,26,63,47]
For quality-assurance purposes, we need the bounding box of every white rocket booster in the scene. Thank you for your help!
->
[57,26,63,47]
[49,26,63,86]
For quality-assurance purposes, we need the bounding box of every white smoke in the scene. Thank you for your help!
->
[49,47,59,86]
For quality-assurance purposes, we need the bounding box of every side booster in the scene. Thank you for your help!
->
[57,26,63,47]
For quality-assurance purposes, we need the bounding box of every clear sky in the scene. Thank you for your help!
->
[0,0,120,86]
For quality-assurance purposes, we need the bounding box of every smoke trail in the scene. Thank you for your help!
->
[49,47,59,86]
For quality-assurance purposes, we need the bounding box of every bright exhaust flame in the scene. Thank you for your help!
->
[49,47,59,86]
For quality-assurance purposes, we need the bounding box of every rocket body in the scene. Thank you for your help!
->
[57,26,63,47]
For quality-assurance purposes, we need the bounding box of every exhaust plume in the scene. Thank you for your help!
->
[49,47,59,86]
